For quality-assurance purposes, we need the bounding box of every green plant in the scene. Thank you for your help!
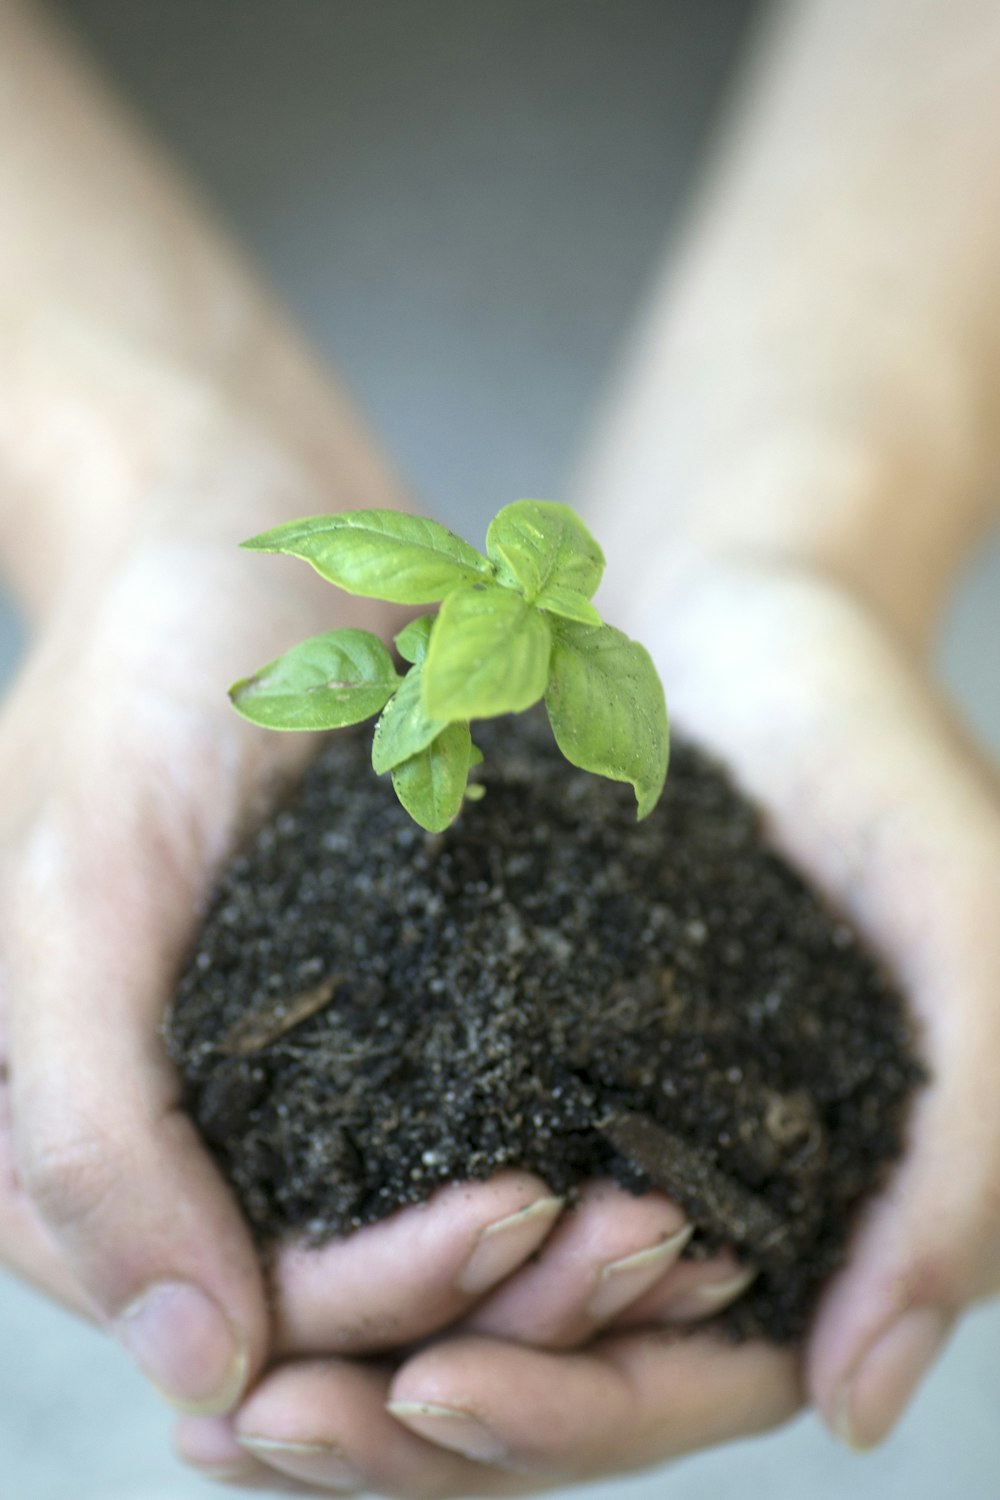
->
[229,501,668,832]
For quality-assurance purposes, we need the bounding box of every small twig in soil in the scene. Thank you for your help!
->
[219,976,344,1057]
[597,1109,790,1258]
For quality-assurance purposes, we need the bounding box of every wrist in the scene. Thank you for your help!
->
[585,398,990,652]
[0,302,410,627]
[578,223,1000,651]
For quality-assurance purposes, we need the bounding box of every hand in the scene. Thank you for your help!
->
[0,489,350,1404]
[0,513,572,1393]
[175,1178,800,1493]
[613,553,1000,1448]
[0,385,429,1405]
[174,1171,797,1492]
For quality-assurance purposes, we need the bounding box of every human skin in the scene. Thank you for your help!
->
[1,0,1000,1494]
[0,0,789,1492]
[581,0,1000,1461]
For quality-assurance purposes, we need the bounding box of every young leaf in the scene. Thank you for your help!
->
[242,511,493,603]
[533,584,602,626]
[391,720,473,832]
[486,500,605,604]
[230,629,401,731]
[394,614,435,665]
[544,620,668,819]
[421,583,552,721]
[371,665,447,774]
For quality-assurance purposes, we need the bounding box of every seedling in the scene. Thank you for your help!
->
[230,501,668,832]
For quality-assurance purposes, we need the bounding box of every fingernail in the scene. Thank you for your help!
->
[832,1307,951,1450]
[197,1463,256,1483]
[457,1195,564,1295]
[387,1400,508,1463]
[115,1282,248,1416]
[588,1223,694,1321]
[238,1437,363,1490]
[657,1266,758,1322]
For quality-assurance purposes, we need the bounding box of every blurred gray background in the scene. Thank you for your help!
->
[1,2,998,1496]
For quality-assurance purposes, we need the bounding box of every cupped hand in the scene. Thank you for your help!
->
[617,553,1000,1448]
[180,1334,799,1495]
[0,509,583,1381]
[177,1178,788,1493]
[0,501,373,1400]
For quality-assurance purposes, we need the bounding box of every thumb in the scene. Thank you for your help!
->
[803,720,1000,1448]
[806,879,1000,1447]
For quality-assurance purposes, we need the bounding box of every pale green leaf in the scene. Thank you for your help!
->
[486,500,605,604]
[242,511,492,603]
[371,665,447,773]
[534,584,603,626]
[544,620,668,819]
[422,583,552,720]
[394,614,435,665]
[229,629,401,731]
[391,721,473,832]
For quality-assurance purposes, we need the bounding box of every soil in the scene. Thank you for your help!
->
[165,712,925,1343]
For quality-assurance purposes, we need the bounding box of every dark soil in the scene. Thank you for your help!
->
[165,713,925,1343]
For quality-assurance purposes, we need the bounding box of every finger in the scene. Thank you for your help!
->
[271,1173,564,1357]
[611,1245,757,1328]
[780,650,1000,1446]
[217,1332,801,1494]
[388,1332,802,1483]
[176,1416,319,1494]
[217,1359,514,1498]
[806,1022,989,1448]
[460,1179,690,1347]
[803,798,1000,1446]
[3,784,268,1418]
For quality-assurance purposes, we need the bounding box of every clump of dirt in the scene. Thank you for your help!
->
[165,713,925,1342]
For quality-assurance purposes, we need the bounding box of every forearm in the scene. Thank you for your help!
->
[0,0,409,621]
[578,0,1000,645]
